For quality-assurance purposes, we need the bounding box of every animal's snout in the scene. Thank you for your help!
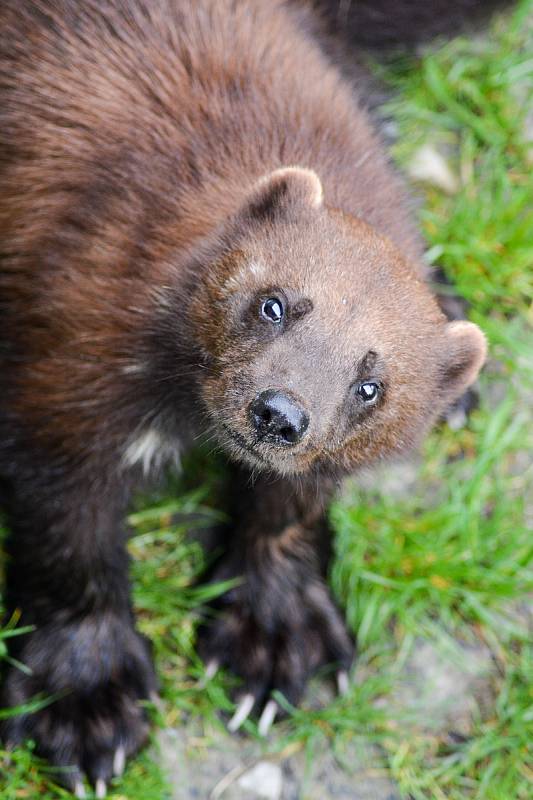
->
[249,390,309,445]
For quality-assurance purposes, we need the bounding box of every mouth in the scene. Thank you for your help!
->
[220,423,269,463]
[219,422,313,476]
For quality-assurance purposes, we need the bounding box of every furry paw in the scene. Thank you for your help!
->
[0,616,157,794]
[198,567,354,733]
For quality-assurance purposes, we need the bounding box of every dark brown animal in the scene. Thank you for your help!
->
[0,0,487,793]
[314,0,509,48]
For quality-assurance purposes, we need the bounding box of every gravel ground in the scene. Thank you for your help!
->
[156,600,501,799]
[157,723,400,800]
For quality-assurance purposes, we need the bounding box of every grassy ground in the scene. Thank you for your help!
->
[1,1,532,797]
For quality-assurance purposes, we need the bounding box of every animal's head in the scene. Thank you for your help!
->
[180,167,486,476]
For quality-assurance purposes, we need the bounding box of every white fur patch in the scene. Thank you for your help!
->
[249,260,264,277]
[121,362,144,375]
[223,260,265,292]
[123,428,180,475]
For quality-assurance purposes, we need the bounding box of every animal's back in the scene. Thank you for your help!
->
[0,0,420,259]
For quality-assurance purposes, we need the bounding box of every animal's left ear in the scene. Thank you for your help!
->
[239,166,324,224]
[439,321,487,403]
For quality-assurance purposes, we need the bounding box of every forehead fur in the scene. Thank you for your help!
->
[220,207,445,357]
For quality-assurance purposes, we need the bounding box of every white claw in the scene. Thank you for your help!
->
[95,778,107,799]
[227,693,255,733]
[113,745,126,777]
[74,781,86,799]
[258,699,278,737]
[149,690,164,712]
[205,659,219,680]
[199,659,219,688]
[336,669,350,696]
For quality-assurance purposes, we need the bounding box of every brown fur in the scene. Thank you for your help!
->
[0,2,483,463]
[0,0,487,788]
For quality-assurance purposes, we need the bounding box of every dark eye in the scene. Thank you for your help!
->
[357,382,379,403]
[261,297,284,324]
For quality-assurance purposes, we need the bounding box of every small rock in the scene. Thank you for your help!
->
[237,762,283,800]
[407,143,459,194]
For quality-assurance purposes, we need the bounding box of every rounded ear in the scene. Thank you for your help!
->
[440,320,487,402]
[239,166,323,223]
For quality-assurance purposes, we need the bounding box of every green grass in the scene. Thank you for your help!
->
[1,1,532,797]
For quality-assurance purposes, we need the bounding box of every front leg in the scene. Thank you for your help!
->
[0,468,156,795]
[198,470,354,731]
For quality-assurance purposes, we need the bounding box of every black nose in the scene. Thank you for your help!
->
[249,390,309,445]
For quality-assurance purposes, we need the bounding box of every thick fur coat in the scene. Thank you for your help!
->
[0,0,489,792]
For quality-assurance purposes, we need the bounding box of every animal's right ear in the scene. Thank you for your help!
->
[439,321,487,404]
[238,166,324,224]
